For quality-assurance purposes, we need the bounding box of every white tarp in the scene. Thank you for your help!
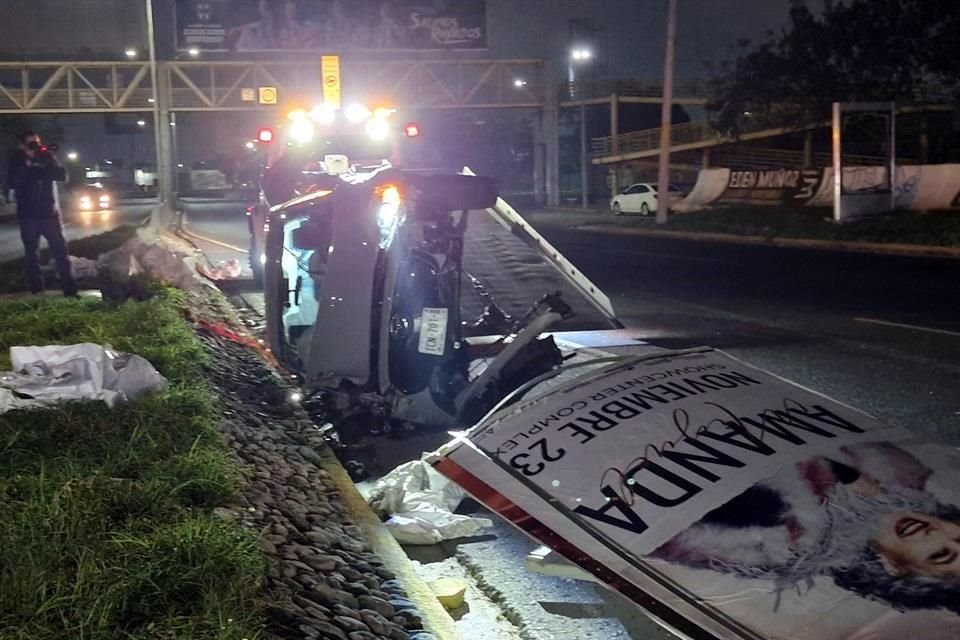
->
[367,455,493,545]
[0,343,167,413]
[434,348,960,640]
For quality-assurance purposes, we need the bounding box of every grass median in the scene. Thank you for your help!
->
[601,207,960,247]
[0,288,264,639]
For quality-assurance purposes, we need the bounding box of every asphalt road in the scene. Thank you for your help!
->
[531,216,960,446]
[0,204,154,262]
[0,200,248,263]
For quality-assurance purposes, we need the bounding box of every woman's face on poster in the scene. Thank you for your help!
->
[873,512,960,578]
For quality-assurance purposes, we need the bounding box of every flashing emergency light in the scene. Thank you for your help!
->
[403,122,421,138]
[365,117,390,141]
[345,104,372,123]
[287,108,308,122]
[381,185,401,206]
[311,104,337,125]
[257,128,275,143]
[290,119,316,144]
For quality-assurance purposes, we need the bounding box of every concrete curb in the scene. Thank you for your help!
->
[319,446,463,640]
[575,224,960,260]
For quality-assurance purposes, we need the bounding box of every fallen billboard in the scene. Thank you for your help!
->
[176,0,487,52]
[433,349,960,640]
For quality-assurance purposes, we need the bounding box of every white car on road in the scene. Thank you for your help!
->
[610,182,684,216]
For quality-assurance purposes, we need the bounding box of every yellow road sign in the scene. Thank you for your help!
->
[258,86,278,105]
[321,56,341,110]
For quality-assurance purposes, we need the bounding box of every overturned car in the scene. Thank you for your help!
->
[259,152,619,435]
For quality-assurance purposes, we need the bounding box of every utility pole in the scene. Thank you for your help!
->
[656,0,678,225]
[146,0,174,229]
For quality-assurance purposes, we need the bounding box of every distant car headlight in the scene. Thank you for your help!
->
[79,195,93,210]
[99,194,110,207]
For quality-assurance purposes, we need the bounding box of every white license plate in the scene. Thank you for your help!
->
[418,307,449,356]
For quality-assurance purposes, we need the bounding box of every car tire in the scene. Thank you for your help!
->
[612,202,623,216]
[640,202,651,216]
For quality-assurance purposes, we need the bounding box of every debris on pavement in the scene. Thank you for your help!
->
[197,258,244,281]
[366,456,493,545]
[428,577,467,611]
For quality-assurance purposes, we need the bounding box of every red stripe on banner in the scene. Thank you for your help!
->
[433,457,723,640]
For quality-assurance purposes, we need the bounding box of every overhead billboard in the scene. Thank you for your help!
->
[434,349,960,640]
[176,0,487,52]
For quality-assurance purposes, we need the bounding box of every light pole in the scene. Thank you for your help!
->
[656,0,678,224]
[145,0,175,227]
[571,47,593,210]
[146,0,163,225]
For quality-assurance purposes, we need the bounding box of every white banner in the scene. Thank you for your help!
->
[435,349,960,640]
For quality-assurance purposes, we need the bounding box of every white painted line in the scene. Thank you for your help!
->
[855,317,960,338]
[181,225,249,253]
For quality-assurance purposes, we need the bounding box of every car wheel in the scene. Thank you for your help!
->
[612,202,623,216]
[640,202,651,216]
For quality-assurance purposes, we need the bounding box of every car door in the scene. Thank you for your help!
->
[618,184,640,212]
[628,184,651,212]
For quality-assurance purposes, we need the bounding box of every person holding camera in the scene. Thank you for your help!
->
[5,131,77,296]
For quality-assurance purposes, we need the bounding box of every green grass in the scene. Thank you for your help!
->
[610,207,960,247]
[0,225,138,295]
[0,288,264,640]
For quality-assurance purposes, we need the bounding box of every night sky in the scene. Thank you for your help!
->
[0,0,820,83]
[486,0,821,83]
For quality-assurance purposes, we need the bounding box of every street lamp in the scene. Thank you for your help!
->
[571,48,592,62]
[66,151,79,161]
[188,47,200,57]
[137,119,147,127]
[513,78,528,88]
[125,48,138,59]
[570,46,594,209]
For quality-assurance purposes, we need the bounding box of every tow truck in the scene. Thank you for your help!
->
[246,103,425,285]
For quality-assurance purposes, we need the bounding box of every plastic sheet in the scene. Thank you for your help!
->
[368,455,493,545]
[0,343,167,413]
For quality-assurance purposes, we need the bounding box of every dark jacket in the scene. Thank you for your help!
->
[6,149,66,219]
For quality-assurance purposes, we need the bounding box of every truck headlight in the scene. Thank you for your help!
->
[290,119,315,144]
[366,117,390,141]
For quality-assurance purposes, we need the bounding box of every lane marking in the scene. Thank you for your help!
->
[855,317,960,338]
[180,225,249,253]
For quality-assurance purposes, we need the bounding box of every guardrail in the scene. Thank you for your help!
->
[591,121,718,158]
